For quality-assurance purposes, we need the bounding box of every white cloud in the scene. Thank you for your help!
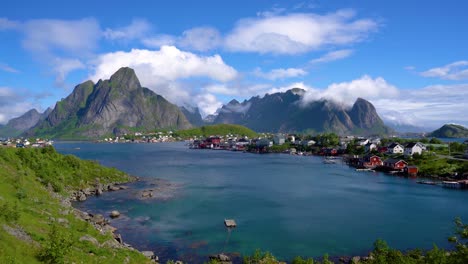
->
[225,9,378,54]
[0,87,38,124]
[179,27,222,52]
[0,63,19,73]
[267,82,316,95]
[142,27,222,52]
[194,93,223,116]
[310,49,353,64]
[420,61,468,80]
[0,17,19,30]
[319,75,399,104]
[52,58,86,88]
[89,46,238,112]
[204,84,238,96]
[253,67,307,80]
[103,19,151,41]
[256,7,287,18]
[22,18,101,56]
[142,34,177,47]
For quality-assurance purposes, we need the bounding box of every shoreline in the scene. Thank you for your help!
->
[62,177,161,263]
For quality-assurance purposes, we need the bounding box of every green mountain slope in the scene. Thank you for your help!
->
[175,124,258,138]
[429,124,468,138]
[0,146,149,263]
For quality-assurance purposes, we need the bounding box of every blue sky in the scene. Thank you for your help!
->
[1,0,467,129]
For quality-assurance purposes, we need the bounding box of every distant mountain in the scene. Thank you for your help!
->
[214,89,391,135]
[428,124,468,138]
[0,108,51,137]
[180,106,204,127]
[385,122,429,133]
[27,67,192,138]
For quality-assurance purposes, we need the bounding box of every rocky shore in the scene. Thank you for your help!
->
[62,179,163,263]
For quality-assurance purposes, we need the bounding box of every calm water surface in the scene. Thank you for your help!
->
[55,142,468,262]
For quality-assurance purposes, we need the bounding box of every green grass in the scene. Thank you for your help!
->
[174,124,258,138]
[0,146,149,263]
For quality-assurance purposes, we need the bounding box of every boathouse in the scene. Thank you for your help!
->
[383,158,407,170]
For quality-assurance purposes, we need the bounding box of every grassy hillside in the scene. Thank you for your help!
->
[429,124,468,138]
[174,124,258,138]
[0,146,149,263]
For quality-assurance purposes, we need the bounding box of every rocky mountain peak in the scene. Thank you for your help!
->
[109,67,141,90]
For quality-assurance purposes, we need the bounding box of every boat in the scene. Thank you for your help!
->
[416,180,437,185]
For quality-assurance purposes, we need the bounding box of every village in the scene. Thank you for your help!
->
[0,137,53,148]
[188,133,468,189]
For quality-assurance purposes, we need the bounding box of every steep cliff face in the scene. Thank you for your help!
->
[213,89,391,135]
[180,106,204,127]
[28,67,192,138]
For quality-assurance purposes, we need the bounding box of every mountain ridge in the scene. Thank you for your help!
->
[27,67,192,138]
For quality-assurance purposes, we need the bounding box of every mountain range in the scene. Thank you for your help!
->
[1,67,394,138]
[212,88,391,135]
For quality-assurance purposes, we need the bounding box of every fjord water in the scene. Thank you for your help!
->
[56,142,467,261]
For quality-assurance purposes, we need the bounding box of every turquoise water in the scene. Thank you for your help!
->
[56,142,468,262]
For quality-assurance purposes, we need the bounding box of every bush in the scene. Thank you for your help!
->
[38,224,72,264]
[0,201,20,223]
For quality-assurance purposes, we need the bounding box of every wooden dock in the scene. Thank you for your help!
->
[224,219,237,228]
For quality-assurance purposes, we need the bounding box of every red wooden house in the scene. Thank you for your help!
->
[404,165,419,177]
[383,158,408,170]
[360,155,383,168]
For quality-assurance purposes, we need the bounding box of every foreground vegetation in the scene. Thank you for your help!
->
[239,218,468,263]
[0,146,149,263]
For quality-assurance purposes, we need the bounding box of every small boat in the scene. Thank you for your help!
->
[417,180,436,185]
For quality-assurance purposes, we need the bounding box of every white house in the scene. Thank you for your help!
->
[387,143,404,154]
[301,140,316,147]
[364,143,377,152]
[273,134,285,145]
[357,139,370,146]
[404,142,425,156]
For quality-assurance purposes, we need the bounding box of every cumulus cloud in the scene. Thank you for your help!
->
[310,49,353,64]
[420,61,468,80]
[253,67,308,80]
[103,19,151,41]
[224,9,378,54]
[89,46,238,110]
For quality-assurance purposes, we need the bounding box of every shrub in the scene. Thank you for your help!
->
[38,224,72,264]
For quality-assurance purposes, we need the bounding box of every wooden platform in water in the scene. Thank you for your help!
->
[224,219,237,228]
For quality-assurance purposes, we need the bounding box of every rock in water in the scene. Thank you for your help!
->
[110,210,120,218]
